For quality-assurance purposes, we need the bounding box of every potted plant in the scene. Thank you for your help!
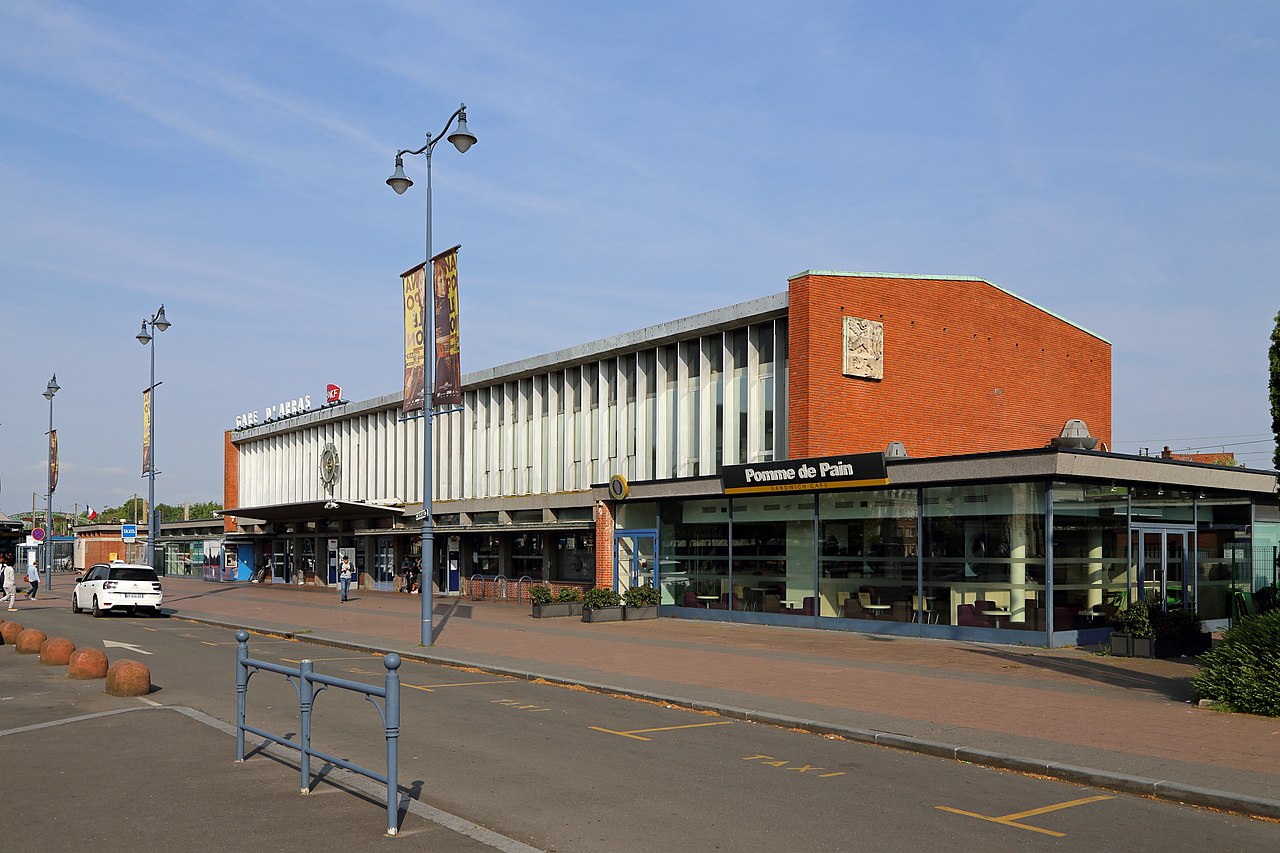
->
[622,584,660,620]
[581,586,624,623]
[1110,601,1152,657]
[555,585,584,616]
[1151,607,1210,657]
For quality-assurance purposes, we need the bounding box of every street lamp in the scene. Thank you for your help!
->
[387,103,476,646]
[43,374,59,587]
[137,304,171,568]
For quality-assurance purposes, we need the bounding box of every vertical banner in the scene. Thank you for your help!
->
[402,263,426,414]
[431,244,462,408]
[48,429,59,494]
[142,388,152,475]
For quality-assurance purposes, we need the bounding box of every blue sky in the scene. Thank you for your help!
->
[1,0,1277,516]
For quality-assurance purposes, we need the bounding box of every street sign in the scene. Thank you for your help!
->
[31,527,46,542]
[122,523,137,542]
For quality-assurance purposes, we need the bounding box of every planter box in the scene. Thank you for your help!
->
[624,605,658,621]
[582,606,624,623]
[532,602,578,618]
[1110,632,1134,657]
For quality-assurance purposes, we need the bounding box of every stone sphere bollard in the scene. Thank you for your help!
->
[15,627,47,654]
[105,659,152,696]
[1,621,23,645]
[40,636,77,666]
[67,647,110,679]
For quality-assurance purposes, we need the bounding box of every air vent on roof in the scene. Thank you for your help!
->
[885,441,909,458]
[1051,419,1099,450]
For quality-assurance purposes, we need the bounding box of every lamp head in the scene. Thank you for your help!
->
[136,320,152,345]
[447,105,477,153]
[43,374,59,400]
[153,304,171,332]
[386,157,413,194]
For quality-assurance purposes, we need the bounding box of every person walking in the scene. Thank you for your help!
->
[1,553,16,611]
[338,555,354,603]
[26,562,40,600]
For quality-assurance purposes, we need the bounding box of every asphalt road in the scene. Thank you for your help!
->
[4,602,1276,851]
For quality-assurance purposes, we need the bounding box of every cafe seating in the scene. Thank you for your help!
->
[956,603,992,628]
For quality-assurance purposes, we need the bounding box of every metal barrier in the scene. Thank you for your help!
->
[234,630,402,835]
[514,575,532,603]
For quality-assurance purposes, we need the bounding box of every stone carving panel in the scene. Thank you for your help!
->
[842,316,884,380]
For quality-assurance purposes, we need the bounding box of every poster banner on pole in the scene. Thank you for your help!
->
[402,263,426,414]
[142,388,152,475]
[49,429,59,494]
[431,244,462,408]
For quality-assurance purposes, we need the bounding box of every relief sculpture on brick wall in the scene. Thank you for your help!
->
[842,316,884,380]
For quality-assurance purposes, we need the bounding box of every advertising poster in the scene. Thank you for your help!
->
[402,263,426,414]
[142,388,152,476]
[48,429,59,493]
[431,244,462,407]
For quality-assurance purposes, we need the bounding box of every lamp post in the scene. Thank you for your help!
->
[43,374,59,587]
[387,103,477,647]
[136,305,171,568]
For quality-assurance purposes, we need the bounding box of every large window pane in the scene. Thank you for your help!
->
[1051,483,1130,630]
[659,498,728,606]
[1196,496,1251,621]
[818,490,918,621]
[923,483,1045,630]
[731,494,815,614]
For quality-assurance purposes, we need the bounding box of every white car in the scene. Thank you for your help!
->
[72,562,164,617]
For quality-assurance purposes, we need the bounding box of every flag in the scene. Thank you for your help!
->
[87,506,98,521]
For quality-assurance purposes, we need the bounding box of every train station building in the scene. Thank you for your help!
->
[219,270,1280,646]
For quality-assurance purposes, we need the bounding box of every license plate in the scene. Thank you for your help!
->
[124,593,145,599]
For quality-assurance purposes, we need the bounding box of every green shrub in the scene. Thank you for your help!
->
[1151,607,1203,640]
[529,584,553,605]
[1114,601,1153,636]
[555,586,581,603]
[1191,610,1280,717]
[622,585,660,607]
[582,587,621,609]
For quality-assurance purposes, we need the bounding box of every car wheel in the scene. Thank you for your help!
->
[149,607,164,618]
[71,592,82,614]
[92,595,105,618]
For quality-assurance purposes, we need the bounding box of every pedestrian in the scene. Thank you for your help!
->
[26,562,40,600]
[338,555,353,603]
[1,553,16,611]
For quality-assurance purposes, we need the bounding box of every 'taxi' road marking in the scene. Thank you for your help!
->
[403,680,511,692]
[589,721,735,741]
[936,795,1115,837]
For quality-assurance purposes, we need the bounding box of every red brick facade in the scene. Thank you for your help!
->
[787,273,1111,459]
[223,431,239,533]
[594,501,614,589]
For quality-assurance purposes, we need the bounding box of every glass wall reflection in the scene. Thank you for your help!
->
[1051,483,1129,631]
[730,494,815,613]
[658,498,729,607]
[817,490,918,621]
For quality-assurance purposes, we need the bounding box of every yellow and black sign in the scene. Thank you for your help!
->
[722,453,889,495]
[608,474,629,500]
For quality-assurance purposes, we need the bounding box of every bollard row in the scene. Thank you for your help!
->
[1,616,151,695]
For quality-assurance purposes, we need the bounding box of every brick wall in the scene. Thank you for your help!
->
[788,273,1111,458]
[594,501,614,590]
[223,431,239,533]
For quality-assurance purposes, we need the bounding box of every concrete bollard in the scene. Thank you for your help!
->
[40,637,77,666]
[1,621,23,645]
[105,659,152,696]
[67,647,109,679]
[15,628,47,654]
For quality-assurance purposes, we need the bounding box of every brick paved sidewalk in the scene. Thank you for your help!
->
[60,575,1280,803]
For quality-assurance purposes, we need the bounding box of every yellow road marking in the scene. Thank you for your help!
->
[590,721,735,741]
[403,680,511,692]
[936,795,1114,837]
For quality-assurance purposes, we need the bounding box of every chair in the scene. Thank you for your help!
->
[956,604,992,628]
[762,594,782,614]
[796,596,815,616]
[684,589,701,608]
[911,594,935,624]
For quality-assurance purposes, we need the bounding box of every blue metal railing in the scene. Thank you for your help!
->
[234,630,402,835]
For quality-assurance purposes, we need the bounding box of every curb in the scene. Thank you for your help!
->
[177,613,1280,821]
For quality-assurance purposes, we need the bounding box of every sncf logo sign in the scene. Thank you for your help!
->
[326,384,342,404]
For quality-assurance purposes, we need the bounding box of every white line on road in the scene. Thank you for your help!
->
[103,640,153,655]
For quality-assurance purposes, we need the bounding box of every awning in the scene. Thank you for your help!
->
[216,501,404,524]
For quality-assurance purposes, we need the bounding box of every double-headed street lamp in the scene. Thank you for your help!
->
[43,374,59,586]
[136,305,171,568]
[387,103,477,647]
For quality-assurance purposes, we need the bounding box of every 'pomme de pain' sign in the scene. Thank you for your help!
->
[722,453,889,494]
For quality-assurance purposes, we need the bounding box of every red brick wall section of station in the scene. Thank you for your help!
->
[223,431,239,533]
[594,501,614,590]
[787,273,1112,459]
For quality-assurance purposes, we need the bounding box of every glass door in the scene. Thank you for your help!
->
[1133,527,1192,609]
[373,537,396,591]
[614,531,657,593]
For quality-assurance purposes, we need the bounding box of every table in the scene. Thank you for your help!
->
[697,595,718,609]
[862,603,891,618]
[982,609,1011,628]
[745,587,769,612]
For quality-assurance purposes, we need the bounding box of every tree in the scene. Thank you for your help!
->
[1272,309,1280,471]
